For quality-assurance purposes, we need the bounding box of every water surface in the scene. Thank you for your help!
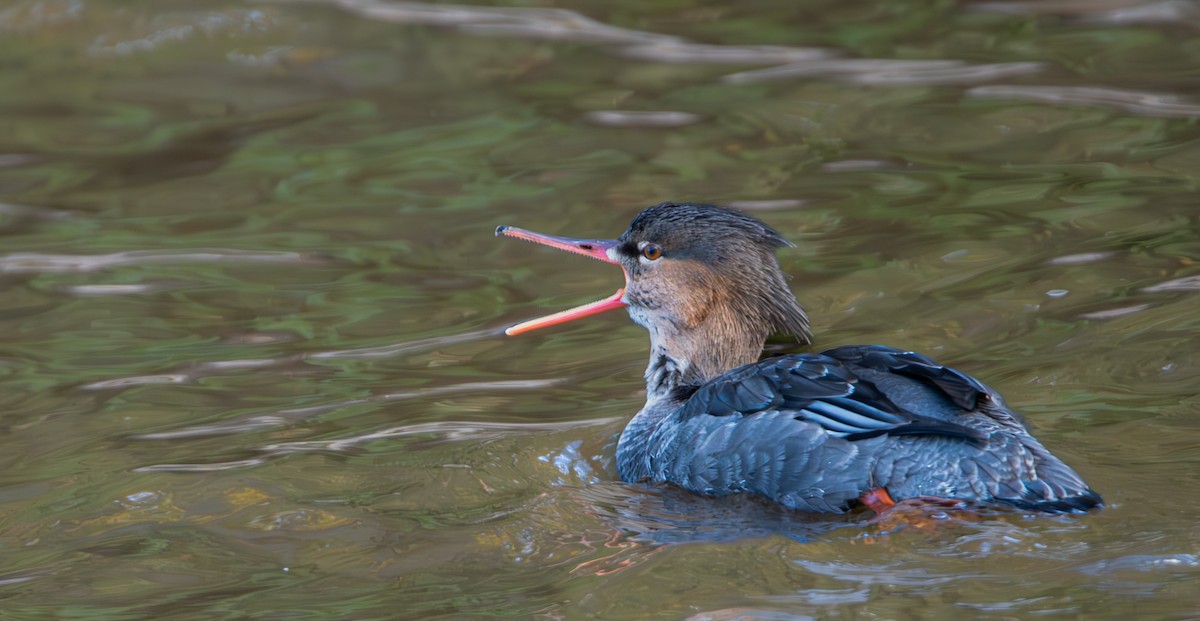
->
[1,0,1199,618]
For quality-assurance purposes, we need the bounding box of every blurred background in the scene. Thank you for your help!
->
[1,0,1198,618]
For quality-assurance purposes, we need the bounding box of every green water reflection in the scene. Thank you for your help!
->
[0,0,1198,618]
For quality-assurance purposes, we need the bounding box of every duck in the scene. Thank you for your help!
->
[496,202,1101,514]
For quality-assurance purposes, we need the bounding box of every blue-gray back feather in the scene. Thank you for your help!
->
[629,345,1102,514]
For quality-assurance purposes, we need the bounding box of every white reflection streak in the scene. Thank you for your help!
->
[83,327,502,390]
[87,9,277,56]
[135,416,292,440]
[583,111,701,128]
[307,0,840,66]
[62,286,157,298]
[1048,252,1116,265]
[1076,552,1200,575]
[971,0,1197,25]
[726,199,807,211]
[1143,275,1200,292]
[0,574,39,586]
[136,415,619,473]
[621,41,831,64]
[134,378,563,439]
[85,374,190,389]
[334,0,672,44]
[310,327,500,359]
[0,202,71,219]
[724,60,1043,85]
[260,416,618,455]
[1078,304,1152,320]
[134,459,267,473]
[971,0,1145,15]
[0,249,317,274]
[1083,1,1197,24]
[968,85,1200,119]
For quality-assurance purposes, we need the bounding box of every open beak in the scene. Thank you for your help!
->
[495,225,627,336]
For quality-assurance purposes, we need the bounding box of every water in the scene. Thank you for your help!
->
[1,0,1199,618]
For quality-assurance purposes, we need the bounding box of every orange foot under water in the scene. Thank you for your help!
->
[857,487,977,537]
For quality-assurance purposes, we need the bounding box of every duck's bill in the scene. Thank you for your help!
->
[495,225,628,336]
[504,287,626,336]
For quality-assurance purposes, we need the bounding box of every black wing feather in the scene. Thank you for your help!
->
[823,345,990,411]
[677,347,984,443]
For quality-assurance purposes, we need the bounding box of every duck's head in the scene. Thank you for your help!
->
[496,202,816,381]
[497,202,811,380]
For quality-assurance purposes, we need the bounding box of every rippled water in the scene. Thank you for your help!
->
[1,0,1199,618]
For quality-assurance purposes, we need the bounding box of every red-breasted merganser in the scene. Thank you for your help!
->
[497,202,1101,514]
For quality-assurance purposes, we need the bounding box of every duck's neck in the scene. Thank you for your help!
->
[642,320,766,399]
[616,311,767,481]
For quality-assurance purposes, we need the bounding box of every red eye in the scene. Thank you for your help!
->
[641,244,662,260]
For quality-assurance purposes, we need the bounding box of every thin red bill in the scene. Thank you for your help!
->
[496,225,628,335]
